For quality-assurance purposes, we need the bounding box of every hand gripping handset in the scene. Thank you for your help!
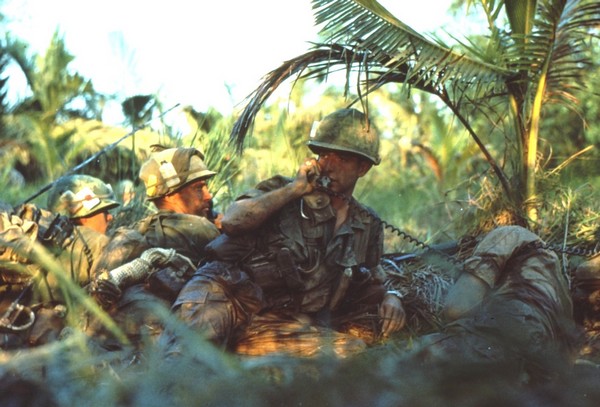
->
[306,161,331,190]
[303,161,331,211]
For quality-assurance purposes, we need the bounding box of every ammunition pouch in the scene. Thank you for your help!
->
[352,266,373,285]
[147,265,195,302]
[243,248,303,292]
[205,233,256,262]
[0,262,35,285]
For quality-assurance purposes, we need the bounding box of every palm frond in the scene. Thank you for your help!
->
[313,0,509,92]
[535,0,600,104]
[231,44,367,150]
[231,0,513,149]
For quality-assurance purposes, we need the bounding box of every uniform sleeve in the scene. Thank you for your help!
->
[236,175,292,200]
[146,213,220,265]
[366,219,384,271]
[90,227,148,279]
[0,210,38,263]
[353,203,384,271]
[463,225,542,289]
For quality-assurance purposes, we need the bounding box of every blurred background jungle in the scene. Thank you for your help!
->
[1,0,600,406]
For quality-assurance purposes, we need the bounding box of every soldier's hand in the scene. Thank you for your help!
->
[169,253,196,276]
[379,293,406,338]
[88,277,122,310]
[293,158,319,196]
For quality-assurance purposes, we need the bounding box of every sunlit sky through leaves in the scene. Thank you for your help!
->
[2,0,463,127]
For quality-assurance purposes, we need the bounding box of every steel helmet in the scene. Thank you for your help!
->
[47,175,120,219]
[307,108,381,165]
[139,146,216,200]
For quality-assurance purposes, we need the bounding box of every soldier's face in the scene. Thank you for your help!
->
[76,211,112,234]
[176,179,213,217]
[317,150,371,194]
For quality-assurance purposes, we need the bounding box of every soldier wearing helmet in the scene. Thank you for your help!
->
[87,145,221,349]
[0,175,118,349]
[42,174,118,285]
[168,108,405,358]
[47,174,120,234]
[307,108,381,166]
[134,145,220,261]
[407,225,579,383]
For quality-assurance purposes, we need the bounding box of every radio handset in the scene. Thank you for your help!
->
[315,175,331,189]
[303,165,331,210]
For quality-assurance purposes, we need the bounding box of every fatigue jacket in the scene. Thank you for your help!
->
[93,210,221,277]
[133,210,220,265]
[424,226,580,381]
[1,207,107,291]
[34,225,109,304]
[195,175,386,314]
[456,225,574,345]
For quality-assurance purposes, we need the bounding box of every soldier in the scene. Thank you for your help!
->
[134,145,221,263]
[408,225,581,384]
[572,254,600,364]
[168,108,406,358]
[88,146,221,349]
[47,174,120,235]
[0,174,119,348]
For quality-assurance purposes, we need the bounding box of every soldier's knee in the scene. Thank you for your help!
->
[174,280,235,342]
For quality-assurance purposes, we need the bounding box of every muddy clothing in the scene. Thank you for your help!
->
[130,211,220,267]
[90,210,220,348]
[38,226,109,301]
[572,254,600,364]
[1,206,109,349]
[412,226,580,383]
[172,175,387,357]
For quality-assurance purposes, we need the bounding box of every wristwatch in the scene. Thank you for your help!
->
[385,290,403,300]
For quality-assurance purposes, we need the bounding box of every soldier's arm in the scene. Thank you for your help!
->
[221,161,316,236]
[442,225,541,321]
[442,272,489,321]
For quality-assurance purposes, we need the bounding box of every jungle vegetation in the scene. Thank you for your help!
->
[1,1,600,406]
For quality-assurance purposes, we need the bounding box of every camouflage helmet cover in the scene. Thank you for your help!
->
[307,108,381,165]
[139,147,216,200]
[47,174,120,219]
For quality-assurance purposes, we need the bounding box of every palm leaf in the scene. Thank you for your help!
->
[231,0,509,148]
[231,44,363,150]
[231,0,599,208]
[313,0,509,84]
[533,0,600,105]
[311,0,514,117]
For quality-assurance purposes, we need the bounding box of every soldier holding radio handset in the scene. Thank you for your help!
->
[167,108,406,357]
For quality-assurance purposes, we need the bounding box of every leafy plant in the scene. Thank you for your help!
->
[229,0,600,229]
[2,31,106,193]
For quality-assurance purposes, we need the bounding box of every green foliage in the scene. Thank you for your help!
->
[2,4,600,405]
[1,32,107,192]
[2,327,600,406]
[233,0,600,226]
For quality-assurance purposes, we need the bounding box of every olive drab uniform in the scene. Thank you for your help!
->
[87,210,220,349]
[1,204,109,349]
[173,175,387,357]
[1,205,42,349]
[572,254,600,364]
[411,225,580,383]
[133,211,220,265]
[42,173,120,292]
[88,146,221,349]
